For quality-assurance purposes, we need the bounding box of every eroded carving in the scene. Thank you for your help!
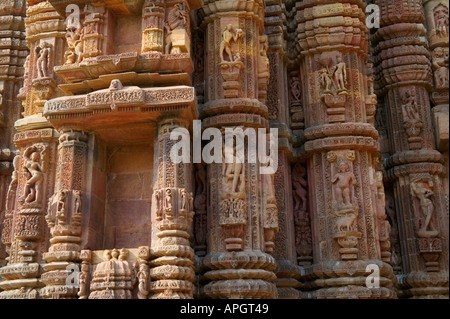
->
[434,4,449,37]
[20,145,46,206]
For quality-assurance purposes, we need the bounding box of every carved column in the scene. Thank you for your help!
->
[141,0,165,53]
[0,0,28,265]
[198,0,278,299]
[149,120,195,299]
[295,0,396,298]
[40,129,88,299]
[82,4,105,60]
[0,129,58,299]
[373,0,449,298]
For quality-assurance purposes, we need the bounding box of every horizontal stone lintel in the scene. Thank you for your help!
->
[44,86,196,116]
[54,52,194,84]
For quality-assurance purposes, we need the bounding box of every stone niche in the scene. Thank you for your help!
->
[103,143,154,249]
[44,81,197,251]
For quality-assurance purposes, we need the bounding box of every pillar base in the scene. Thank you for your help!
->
[397,271,449,299]
[202,250,277,299]
[274,259,302,299]
[300,260,397,299]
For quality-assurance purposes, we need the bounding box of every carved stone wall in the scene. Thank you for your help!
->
[0,0,448,300]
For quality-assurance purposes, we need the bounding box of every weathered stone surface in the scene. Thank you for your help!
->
[0,0,448,300]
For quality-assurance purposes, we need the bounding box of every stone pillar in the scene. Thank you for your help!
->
[264,0,302,299]
[82,3,105,60]
[295,0,396,298]
[141,0,165,53]
[198,0,278,299]
[149,120,195,299]
[0,0,65,298]
[0,0,28,265]
[0,128,59,299]
[373,0,449,299]
[423,0,449,213]
[40,129,88,299]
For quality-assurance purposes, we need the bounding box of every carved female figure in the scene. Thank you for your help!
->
[289,77,302,101]
[223,133,245,194]
[331,55,347,91]
[36,45,51,78]
[434,4,449,36]
[56,191,66,224]
[411,181,438,237]
[292,164,308,212]
[331,161,356,207]
[401,90,420,121]
[6,155,20,211]
[432,47,449,89]
[164,188,173,218]
[220,24,243,63]
[22,151,44,204]
[64,24,84,64]
[180,189,188,211]
[74,191,81,214]
[320,68,333,92]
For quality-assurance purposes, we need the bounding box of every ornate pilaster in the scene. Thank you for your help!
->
[0,128,58,299]
[198,0,278,299]
[40,129,88,299]
[149,120,195,299]
[264,0,301,299]
[296,0,396,298]
[374,0,449,299]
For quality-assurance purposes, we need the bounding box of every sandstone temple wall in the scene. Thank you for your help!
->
[0,0,448,299]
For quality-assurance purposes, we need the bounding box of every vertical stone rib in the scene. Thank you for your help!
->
[41,129,88,299]
[374,0,449,299]
[265,0,302,299]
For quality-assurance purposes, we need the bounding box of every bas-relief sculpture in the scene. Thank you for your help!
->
[0,0,448,300]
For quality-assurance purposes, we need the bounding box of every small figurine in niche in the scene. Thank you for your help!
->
[320,68,334,92]
[434,4,449,36]
[36,44,51,78]
[331,55,347,91]
[220,24,244,63]
[22,150,44,204]
[331,161,356,207]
